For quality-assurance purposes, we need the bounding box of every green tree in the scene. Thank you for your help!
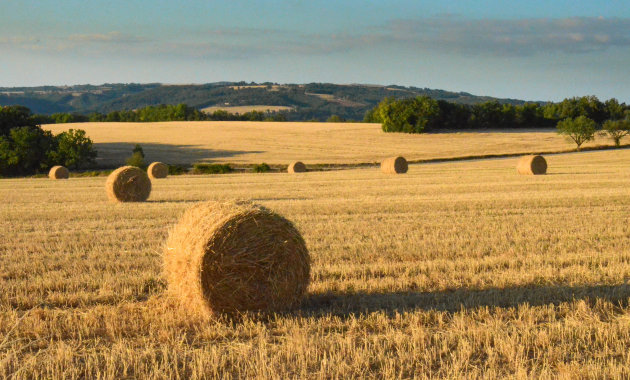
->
[469,101,504,129]
[601,119,630,147]
[53,129,97,169]
[557,116,597,150]
[0,126,56,176]
[378,96,440,133]
[0,105,37,136]
[604,98,626,121]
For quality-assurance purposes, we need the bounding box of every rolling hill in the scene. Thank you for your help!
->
[0,82,530,121]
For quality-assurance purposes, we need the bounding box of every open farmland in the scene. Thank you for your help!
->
[44,122,620,168]
[200,105,294,114]
[2,148,630,378]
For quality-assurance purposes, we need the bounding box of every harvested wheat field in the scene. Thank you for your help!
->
[200,105,294,114]
[2,148,630,378]
[45,122,619,167]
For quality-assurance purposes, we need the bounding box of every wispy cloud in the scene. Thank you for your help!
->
[3,17,630,59]
[378,16,630,56]
[68,31,148,44]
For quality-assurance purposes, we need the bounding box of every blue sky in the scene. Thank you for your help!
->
[2,0,630,101]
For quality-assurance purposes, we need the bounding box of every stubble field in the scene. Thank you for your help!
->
[2,146,630,378]
[45,121,617,167]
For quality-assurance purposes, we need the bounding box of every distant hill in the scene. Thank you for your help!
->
[0,82,532,121]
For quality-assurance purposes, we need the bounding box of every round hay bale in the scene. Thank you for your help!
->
[517,155,547,175]
[287,161,306,173]
[105,166,152,202]
[164,200,310,316]
[48,165,69,180]
[381,156,408,174]
[148,162,169,179]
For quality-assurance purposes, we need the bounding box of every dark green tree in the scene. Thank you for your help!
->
[377,96,440,133]
[0,126,56,175]
[53,129,97,169]
[0,105,37,136]
[604,98,626,121]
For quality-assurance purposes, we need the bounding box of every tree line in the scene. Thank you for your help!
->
[0,106,97,176]
[38,104,290,124]
[365,95,628,133]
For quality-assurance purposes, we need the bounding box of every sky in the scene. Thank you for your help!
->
[1,0,630,102]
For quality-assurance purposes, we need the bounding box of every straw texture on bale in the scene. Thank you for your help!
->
[164,200,310,316]
[517,155,547,175]
[48,165,69,180]
[381,156,408,174]
[287,161,307,173]
[105,166,152,202]
[148,162,169,179]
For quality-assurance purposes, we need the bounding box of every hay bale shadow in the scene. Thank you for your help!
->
[298,283,630,319]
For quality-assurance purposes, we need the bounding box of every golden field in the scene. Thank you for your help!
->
[200,105,294,114]
[2,147,630,378]
[44,122,617,167]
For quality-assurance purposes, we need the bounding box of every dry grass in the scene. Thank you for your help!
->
[43,122,619,167]
[200,105,294,114]
[2,148,630,378]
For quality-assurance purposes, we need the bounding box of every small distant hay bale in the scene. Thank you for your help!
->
[148,162,169,179]
[164,200,310,316]
[517,155,547,175]
[381,156,408,174]
[105,166,152,202]
[48,165,69,180]
[287,161,306,173]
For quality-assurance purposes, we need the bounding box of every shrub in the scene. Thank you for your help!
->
[192,163,233,174]
[73,170,112,177]
[327,115,344,122]
[253,163,271,173]
[132,144,145,158]
[126,152,147,169]
[168,164,188,175]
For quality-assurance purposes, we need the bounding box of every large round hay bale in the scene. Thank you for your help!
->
[164,200,310,316]
[517,155,547,175]
[48,165,69,180]
[147,162,169,179]
[287,161,306,173]
[105,166,152,202]
[381,156,408,174]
